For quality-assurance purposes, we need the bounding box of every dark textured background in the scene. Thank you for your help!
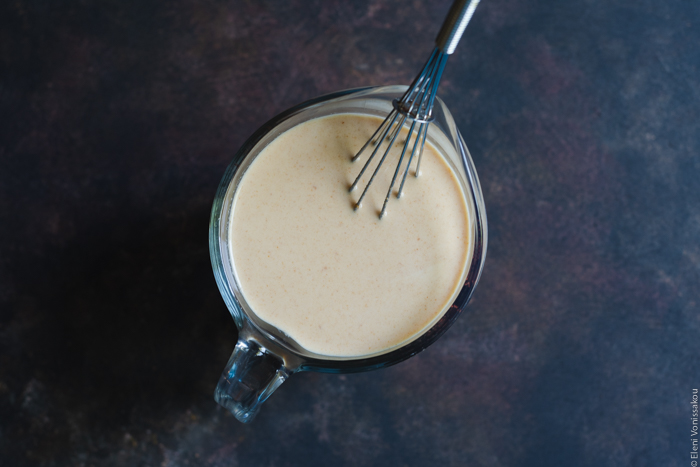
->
[1,0,698,465]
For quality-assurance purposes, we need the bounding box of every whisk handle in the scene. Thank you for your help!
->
[435,0,481,54]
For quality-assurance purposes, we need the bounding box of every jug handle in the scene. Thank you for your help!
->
[214,323,299,423]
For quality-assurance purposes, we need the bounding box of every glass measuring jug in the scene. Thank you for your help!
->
[209,86,487,423]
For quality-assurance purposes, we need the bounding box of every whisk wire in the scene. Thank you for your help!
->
[352,112,408,210]
[350,110,400,190]
[384,115,402,144]
[402,48,439,115]
[414,52,448,176]
[425,52,449,120]
[386,58,444,208]
[398,121,427,197]
[381,118,418,218]
[351,111,394,164]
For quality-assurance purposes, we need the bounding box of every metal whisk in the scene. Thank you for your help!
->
[350,0,481,219]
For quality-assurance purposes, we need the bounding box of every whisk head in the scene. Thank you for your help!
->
[350,47,449,219]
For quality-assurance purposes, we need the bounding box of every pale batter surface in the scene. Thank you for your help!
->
[228,113,471,357]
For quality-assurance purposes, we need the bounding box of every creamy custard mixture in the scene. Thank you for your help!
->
[228,113,471,357]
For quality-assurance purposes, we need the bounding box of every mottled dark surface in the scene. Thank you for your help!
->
[1,0,698,465]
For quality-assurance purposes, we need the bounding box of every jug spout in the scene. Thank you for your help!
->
[214,327,298,423]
